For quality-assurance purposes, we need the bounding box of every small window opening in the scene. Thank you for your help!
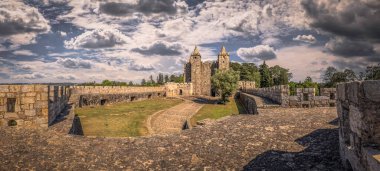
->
[8,120,17,126]
[179,89,183,95]
[100,99,107,106]
[131,96,136,102]
[330,93,335,100]
[148,94,152,99]
[303,93,309,101]
[7,98,16,112]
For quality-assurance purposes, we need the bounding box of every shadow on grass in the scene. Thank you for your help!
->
[244,118,343,171]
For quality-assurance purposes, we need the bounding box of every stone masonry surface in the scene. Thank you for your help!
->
[337,80,380,171]
[0,85,70,128]
[0,107,342,170]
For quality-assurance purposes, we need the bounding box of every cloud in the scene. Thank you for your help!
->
[237,45,277,62]
[128,61,155,71]
[0,1,50,45]
[293,35,316,43]
[302,0,380,41]
[16,73,46,80]
[12,50,37,56]
[64,29,130,49]
[59,31,67,37]
[56,58,92,69]
[131,41,184,56]
[56,75,76,80]
[99,0,181,16]
[325,37,375,57]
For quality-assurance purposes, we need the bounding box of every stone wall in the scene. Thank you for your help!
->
[288,88,335,108]
[244,86,336,108]
[337,81,380,171]
[79,91,165,107]
[0,85,70,128]
[238,81,256,92]
[237,92,258,114]
[165,83,193,97]
[244,85,289,107]
[71,86,165,95]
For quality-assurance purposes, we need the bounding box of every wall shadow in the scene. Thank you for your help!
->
[69,114,84,135]
[244,119,343,170]
[49,105,71,126]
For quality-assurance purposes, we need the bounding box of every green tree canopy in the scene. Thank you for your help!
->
[211,69,240,103]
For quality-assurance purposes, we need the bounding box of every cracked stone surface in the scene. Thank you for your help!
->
[0,107,343,170]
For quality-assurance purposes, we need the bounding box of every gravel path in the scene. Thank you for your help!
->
[148,99,204,135]
[0,107,342,170]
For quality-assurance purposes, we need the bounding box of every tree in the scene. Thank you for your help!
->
[211,69,240,103]
[128,81,134,86]
[365,64,380,80]
[230,62,261,88]
[259,61,272,87]
[141,79,146,85]
[270,65,290,86]
[102,80,113,86]
[323,66,337,84]
[164,75,169,83]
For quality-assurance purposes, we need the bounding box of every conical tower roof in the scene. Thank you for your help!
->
[191,46,200,56]
[219,46,228,55]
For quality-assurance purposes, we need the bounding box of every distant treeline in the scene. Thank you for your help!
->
[78,73,184,86]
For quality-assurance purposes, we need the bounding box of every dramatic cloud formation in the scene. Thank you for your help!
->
[99,0,182,16]
[325,37,375,57]
[302,0,380,41]
[0,0,379,83]
[56,58,92,69]
[0,0,50,46]
[128,61,155,71]
[293,35,316,44]
[131,41,185,56]
[64,29,130,49]
[237,45,277,62]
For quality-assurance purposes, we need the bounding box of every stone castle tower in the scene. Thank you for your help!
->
[184,46,230,96]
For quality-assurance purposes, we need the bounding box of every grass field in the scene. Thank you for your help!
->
[190,97,246,126]
[75,98,183,137]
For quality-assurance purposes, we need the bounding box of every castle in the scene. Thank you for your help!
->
[184,46,230,96]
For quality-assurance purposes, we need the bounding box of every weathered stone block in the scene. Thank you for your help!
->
[0,86,9,92]
[26,92,37,97]
[34,85,48,92]
[4,113,18,119]
[337,83,346,101]
[9,85,21,92]
[24,109,36,116]
[363,81,380,102]
[346,82,360,104]
[42,108,48,116]
[21,85,34,92]
[22,97,35,104]
[35,101,48,108]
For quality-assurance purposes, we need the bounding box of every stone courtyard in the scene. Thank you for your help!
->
[0,107,342,170]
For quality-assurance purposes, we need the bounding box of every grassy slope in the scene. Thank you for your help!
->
[75,98,183,137]
[190,97,246,126]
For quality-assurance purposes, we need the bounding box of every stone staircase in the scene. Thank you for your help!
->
[149,99,204,135]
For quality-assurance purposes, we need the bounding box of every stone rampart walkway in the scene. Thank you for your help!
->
[0,107,342,170]
[148,98,204,135]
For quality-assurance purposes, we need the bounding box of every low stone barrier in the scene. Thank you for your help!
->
[237,92,258,114]
[337,80,380,171]
[78,91,166,107]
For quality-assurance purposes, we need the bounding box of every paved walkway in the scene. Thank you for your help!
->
[148,98,204,135]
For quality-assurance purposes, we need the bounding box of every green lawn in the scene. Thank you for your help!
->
[190,97,246,126]
[75,98,183,137]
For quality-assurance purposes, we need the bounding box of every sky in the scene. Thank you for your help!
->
[0,0,379,83]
